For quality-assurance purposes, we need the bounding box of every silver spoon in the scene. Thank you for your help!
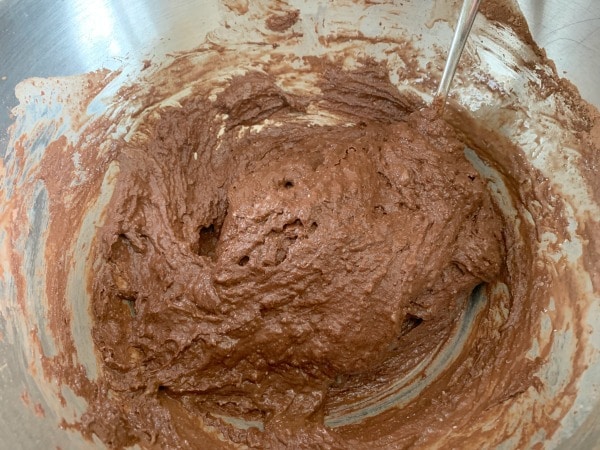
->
[436,0,482,106]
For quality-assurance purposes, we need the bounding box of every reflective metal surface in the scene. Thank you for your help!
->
[1,0,598,150]
[0,1,598,449]
[437,0,482,100]
[520,0,600,106]
[0,0,220,150]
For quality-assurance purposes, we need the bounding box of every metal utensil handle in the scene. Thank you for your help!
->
[436,0,482,101]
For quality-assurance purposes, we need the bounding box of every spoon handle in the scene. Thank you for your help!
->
[436,0,482,101]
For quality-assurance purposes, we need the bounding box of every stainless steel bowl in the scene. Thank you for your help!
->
[1,1,599,448]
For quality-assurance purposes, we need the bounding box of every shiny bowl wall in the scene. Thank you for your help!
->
[1,1,599,449]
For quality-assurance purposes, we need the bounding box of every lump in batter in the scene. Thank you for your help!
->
[89,74,504,448]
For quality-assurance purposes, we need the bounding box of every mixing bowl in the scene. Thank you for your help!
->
[1,0,599,448]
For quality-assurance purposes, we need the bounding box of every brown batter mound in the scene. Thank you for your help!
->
[88,72,505,448]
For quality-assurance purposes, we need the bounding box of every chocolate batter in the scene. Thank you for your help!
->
[5,2,598,450]
[87,71,505,448]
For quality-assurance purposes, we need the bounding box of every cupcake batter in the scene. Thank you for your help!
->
[3,0,598,448]
[88,72,505,448]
